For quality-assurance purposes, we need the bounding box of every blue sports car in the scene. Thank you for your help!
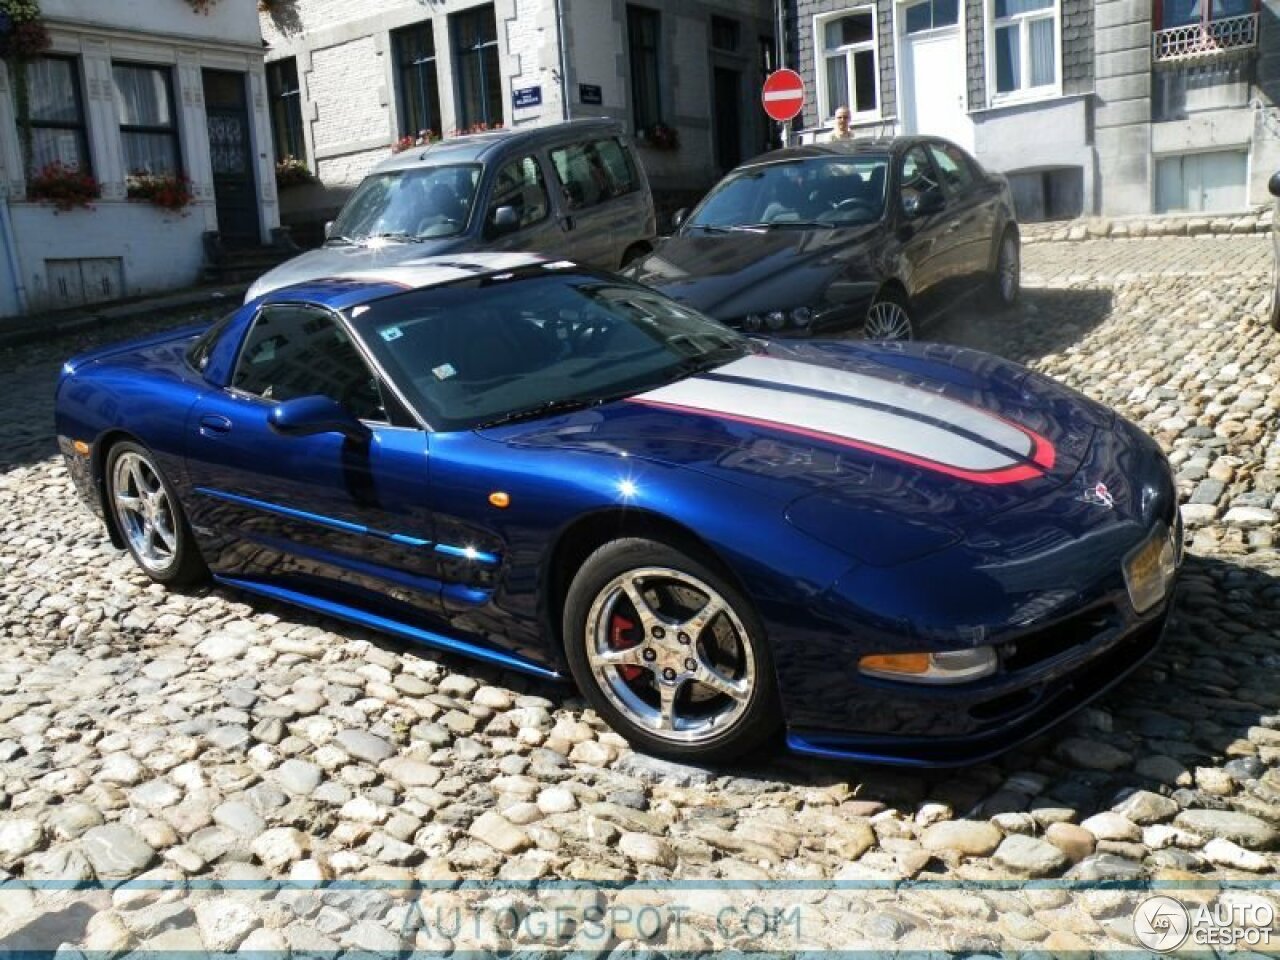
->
[55,253,1181,766]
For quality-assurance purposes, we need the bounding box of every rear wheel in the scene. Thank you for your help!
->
[563,538,779,763]
[986,228,1020,309]
[864,288,914,341]
[106,441,206,585]
[1269,259,1280,330]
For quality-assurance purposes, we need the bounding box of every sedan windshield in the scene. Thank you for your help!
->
[687,156,889,230]
[350,266,748,431]
[328,164,481,243]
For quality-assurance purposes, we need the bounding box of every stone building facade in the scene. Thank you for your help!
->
[260,0,777,240]
[791,0,1280,220]
[0,0,280,318]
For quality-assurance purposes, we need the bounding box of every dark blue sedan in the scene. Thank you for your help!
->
[55,253,1181,766]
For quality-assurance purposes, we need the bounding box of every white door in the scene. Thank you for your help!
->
[1155,151,1248,213]
[900,23,972,150]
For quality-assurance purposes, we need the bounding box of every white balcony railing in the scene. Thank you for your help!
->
[1152,12,1260,64]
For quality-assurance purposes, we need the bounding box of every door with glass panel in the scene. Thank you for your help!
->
[203,69,261,248]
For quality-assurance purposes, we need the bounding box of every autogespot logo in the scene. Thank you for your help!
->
[1134,896,1191,952]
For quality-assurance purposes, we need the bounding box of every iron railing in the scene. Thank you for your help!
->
[1152,12,1259,63]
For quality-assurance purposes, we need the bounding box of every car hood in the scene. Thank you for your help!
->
[486,340,1111,566]
[625,226,881,320]
[245,237,470,301]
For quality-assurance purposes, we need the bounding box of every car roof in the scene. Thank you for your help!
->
[735,135,943,168]
[260,252,554,311]
[373,118,627,173]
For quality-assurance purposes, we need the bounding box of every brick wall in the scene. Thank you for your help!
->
[309,37,389,152]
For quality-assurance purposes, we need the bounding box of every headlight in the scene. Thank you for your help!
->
[765,310,787,330]
[744,313,762,331]
[791,306,814,327]
[858,647,997,685]
[1123,521,1178,614]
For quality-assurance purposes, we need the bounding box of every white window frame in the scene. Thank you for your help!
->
[985,0,1062,106]
[814,7,882,123]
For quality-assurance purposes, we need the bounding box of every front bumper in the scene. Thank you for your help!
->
[784,595,1173,768]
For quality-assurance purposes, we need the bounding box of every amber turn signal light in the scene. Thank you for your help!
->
[73,440,90,456]
[858,652,930,675]
[488,491,511,508]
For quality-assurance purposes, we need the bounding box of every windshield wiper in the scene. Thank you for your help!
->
[476,396,605,429]
[687,223,735,234]
[739,220,837,230]
[366,232,425,243]
[324,234,358,246]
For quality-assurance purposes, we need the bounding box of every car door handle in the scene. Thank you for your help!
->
[946,220,961,233]
[558,215,575,232]
[199,415,232,436]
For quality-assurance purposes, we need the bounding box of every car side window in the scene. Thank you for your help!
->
[927,142,975,196]
[232,305,387,422]
[486,156,549,234]
[550,139,630,210]
[900,146,941,214]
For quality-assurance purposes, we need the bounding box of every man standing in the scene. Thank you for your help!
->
[828,106,853,141]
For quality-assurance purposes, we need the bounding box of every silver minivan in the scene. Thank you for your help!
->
[246,119,656,301]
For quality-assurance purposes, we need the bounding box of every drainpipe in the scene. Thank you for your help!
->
[775,0,790,146]
[554,0,571,120]
[0,196,27,316]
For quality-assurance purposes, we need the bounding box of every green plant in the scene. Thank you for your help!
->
[641,122,679,151]
[275,154,316,188]
[127,171,195,211]
[391,130,439,153]
[26,161,100,211]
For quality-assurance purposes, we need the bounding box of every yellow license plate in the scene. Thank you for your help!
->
[1127,536,1163,586]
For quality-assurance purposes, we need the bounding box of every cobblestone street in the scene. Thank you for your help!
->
[1,236,1279,953]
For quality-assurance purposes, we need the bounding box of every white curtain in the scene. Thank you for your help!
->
[1029,17,1055,87]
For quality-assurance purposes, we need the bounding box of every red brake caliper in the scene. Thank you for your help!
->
[609,614,643,681]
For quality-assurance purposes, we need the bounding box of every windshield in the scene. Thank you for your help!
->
[349,266,748,431]
[687,156,889,229]
[329,164,481,243]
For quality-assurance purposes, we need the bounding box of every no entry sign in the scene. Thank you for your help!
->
[761,69,805,122]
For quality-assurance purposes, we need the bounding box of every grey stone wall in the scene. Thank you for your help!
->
[793,0,894,132]
[965,0,984,111]
[1094,0,1154,215]
[1061,0,1094,97]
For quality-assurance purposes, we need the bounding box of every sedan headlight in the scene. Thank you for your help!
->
[858,647,997,685]
[765,310,787,331]
[790,306,814,328]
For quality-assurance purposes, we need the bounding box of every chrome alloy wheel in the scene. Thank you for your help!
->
[998,233,1020,303]
[111,451,178,575]
[584,566,756,744]
[864,300,913,340]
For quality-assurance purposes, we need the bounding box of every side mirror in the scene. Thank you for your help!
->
[323,220,335,239]
[672,208,689,230]
[490,205,520,235]
[268,395,371,443]
[904,187,945,218]
[1269,170,1280,198]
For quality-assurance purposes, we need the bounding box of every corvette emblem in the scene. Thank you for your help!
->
[1082,481,1115,509]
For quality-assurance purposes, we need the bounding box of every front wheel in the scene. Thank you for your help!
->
[106,441,207,585]
[563,538,779,763]
[864,289,915,341]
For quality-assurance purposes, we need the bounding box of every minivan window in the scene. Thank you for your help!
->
[550,138,635,210]
[328,164,480,243]
[485,156,549,234]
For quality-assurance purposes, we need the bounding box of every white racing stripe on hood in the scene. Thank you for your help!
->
[634,355,1028,473]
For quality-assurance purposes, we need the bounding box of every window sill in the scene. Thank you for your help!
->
[977,88,1071,113]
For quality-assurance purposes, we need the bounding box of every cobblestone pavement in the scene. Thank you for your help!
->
[1,237,1279,954]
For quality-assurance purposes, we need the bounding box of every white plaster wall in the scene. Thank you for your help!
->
[42,0,262,47]
[9,202,206,312]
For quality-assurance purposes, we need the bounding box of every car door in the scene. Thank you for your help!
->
[547,139,618,268]
[927,140,995,296]
[479,153,567,258]
[895,144,952,320]
[183,302,444,620]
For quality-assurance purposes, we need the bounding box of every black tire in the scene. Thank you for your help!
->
[986,227,1020,310]
[563,537,780,764]
[1270,263,1280,331]
[864,287,915,341]
[105,440,207,586]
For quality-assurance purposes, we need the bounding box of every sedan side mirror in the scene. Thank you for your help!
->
[904,188,946,218]
[324,220,335,239]
[1269,170,1280,198]
[672,207,689,230]
[268,395,371,443]
[489,205,520,236]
